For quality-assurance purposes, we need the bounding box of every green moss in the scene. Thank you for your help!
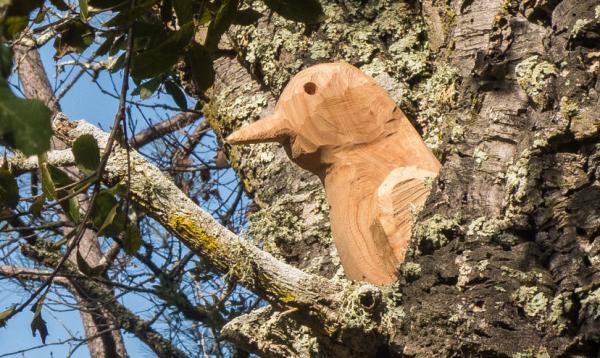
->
[515,55,557,108]
[571,19,594,39]
[400,262,422,280]
[169,214,220,252]
[413,64,460,151]
[512,286,548,318]
[549,292,573,333]
[513,348,551,358]
[501,266,543,285]
[410,215,461,256]
[581,288,600,320]
[466,217,511,240]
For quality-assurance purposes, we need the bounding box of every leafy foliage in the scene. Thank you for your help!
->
[72,134,100,174]
[0,168,19,208]
[30,295,48,344]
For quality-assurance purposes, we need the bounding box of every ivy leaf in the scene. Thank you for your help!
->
[124,222,141,255]
[173,0,193,24]
[76,249,104,276]
[262,0,325,24]
[72,134,100,174]
[0,304,16,328]
[30,295,48,344]
[0,85,52,156]
[78,0,88,20]
[164,80,187,110]
[0,169,19,208]
[185,44,215,91]
[205,0,238,51]
[131,23,193,81]
[233,8,262,25]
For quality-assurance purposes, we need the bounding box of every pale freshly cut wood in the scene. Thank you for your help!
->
[227,62,440,284]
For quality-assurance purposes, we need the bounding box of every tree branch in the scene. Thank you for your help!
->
[52,114,392,346]
[130,112,202,148]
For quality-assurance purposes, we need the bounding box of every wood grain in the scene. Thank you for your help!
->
[228,62,440,284]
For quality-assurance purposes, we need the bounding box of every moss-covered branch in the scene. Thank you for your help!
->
[52,114,402,350]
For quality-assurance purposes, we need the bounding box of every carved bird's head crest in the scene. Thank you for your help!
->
[226,62,398,173]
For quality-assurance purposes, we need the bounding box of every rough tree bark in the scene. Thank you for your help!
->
[192,0,600,356]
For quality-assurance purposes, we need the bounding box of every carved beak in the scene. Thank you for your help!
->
[226,112,290,145]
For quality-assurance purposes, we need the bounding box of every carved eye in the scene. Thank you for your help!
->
[303,82,317,95]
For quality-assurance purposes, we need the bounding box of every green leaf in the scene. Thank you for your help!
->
[124,222,141,255]
[108,53,126,73]
[91,191,126,237]
[233,8,262,25]
[0,169,19,208]
[1,0,45,38]
[131,23,193,81]
[97,202,118,236]
[53,19,95,60]
[95,33,115,57]
[164,80,187,110]
[47,164,73,188]
[39,163,81,223]
[173,0,193,24]
[33,6,47,24]
[0,304,16,328]
[185,44,215,91]
[49,0,70,11]
[0,44,13,79]
[262,0,325,24]
[39,162,57,200]
[30,295,48,344]
[132,77,162,99]
[72,134,100,174]
[109,34,126,56]
[104,183,126,196]
[88,0,126,9]
[78,0,88,20]
[76,249,104,276]
[205,0,238,51]
[63,196,81,224]
[29,195,45,217]
[0,85,52,156]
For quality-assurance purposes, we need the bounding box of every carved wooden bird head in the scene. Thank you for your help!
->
[226,62,401,176]
[228,62,440,284]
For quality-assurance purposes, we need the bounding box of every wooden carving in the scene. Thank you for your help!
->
[227,62,441,284]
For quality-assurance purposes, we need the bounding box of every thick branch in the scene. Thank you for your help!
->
[52,114,388,342]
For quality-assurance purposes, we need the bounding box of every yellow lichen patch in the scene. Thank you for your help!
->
[168,214,220,253]
[280,292,296,303]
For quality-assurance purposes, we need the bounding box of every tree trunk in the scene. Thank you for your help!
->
[198,0,600,356]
